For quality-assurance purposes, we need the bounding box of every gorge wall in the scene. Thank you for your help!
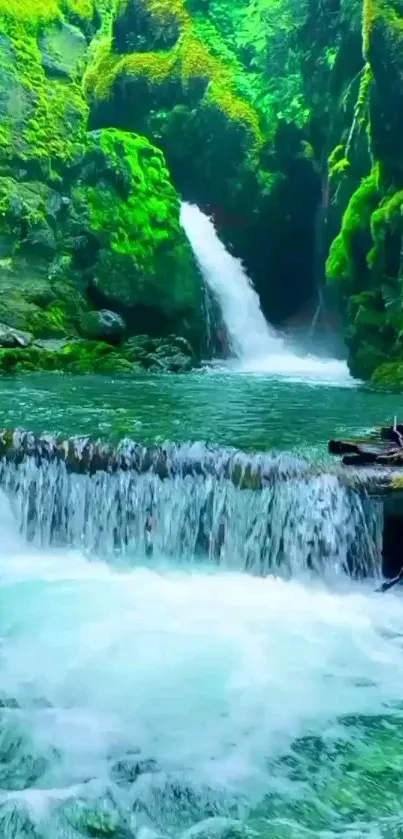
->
[0,0,402,381]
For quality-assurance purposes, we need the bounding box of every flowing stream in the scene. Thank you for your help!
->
[180,203,351,383]
[1,375,403,838]
[1,491,403,839]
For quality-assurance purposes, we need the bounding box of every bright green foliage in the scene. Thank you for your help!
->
[233,0,311,136]
[326,170,380,289]
[0,11,88,167]
[324,0,403,378]
[0,0,95,25]
[85,0,262,142]
[0,342,134,375]
[71,128,203,329]
[0,334,197,375]
[371,362,403,392]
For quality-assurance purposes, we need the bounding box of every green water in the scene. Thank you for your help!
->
[0,371,399,451]
[1,371,403,839]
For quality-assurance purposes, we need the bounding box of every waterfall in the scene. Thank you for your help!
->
[0,437,382,579]
[181,202,351,382]
[180,202,284,361]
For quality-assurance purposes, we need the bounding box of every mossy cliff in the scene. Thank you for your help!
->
[85,0,324,324]
[0,0,204,373]
[3,0,403,380]
[326,0,403,383]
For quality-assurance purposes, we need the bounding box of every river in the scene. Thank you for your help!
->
[0,371,400,451]
[0,371,403,839]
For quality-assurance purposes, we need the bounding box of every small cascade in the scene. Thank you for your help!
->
[0,434,382,579]
[181,202,352,382]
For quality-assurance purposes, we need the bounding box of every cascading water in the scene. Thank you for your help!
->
[0,444,403,839]
[0,437,382,579]
[180,202,352,383]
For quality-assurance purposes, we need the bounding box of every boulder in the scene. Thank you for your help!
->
[0,324,33,349]
[68,128,204,346]
[80,309,127,343]
[40,22,88,81]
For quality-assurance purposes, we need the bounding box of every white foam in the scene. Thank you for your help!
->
[181,202,353,385]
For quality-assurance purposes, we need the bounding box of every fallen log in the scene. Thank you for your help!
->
[0,428,324,490]
[328,437,403,467]
[0,429,402,499]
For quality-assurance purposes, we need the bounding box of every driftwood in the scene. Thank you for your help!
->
[329,423,403,467]
[377,567,403,593]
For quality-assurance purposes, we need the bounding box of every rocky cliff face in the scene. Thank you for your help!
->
[0,0,204,372]
[326,0,403,385]
[1,0,403,380]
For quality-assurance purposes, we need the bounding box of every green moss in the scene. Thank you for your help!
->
[355,62,373,129]
[326,169,380,287]
[84,0,262,142]
[329,156,350,184]
[0,0,96,25]
[371,361,403,392]
[0,9,89,167]
[0,341,134,375]
[371,190,403,240]
[71,128,203,326]
[0,333,198,375]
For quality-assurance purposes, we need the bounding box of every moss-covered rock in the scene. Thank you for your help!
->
[0,3,93,168]
[0,333,198,375]
[371,362,403,393]
[79,308,126,342]
[85,0,328,325]
[325,0,403,378]
[123,333,196,371]
[0,341,134,375]
[0,0,205,366]
[69,128,204,341]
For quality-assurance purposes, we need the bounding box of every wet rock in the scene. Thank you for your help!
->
[0,694,19,709]
[111,756,159,786]
[25,223,57,258]
[34,338,71,352]
[40,21,87,81]
[80,309,127,343]
[0,802,39,839]
[181,818,251,839]
[0,323,33,349]
[122,334,197,373]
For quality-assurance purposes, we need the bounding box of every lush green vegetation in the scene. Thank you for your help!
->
[1,0,403,381]
[0,0,205,373]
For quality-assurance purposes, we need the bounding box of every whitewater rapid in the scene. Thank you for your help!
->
[180,202,352,385]
[1,492,403,837]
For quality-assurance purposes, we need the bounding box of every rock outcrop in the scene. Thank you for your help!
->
[0,0,205,373]
[2,0,403,381]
